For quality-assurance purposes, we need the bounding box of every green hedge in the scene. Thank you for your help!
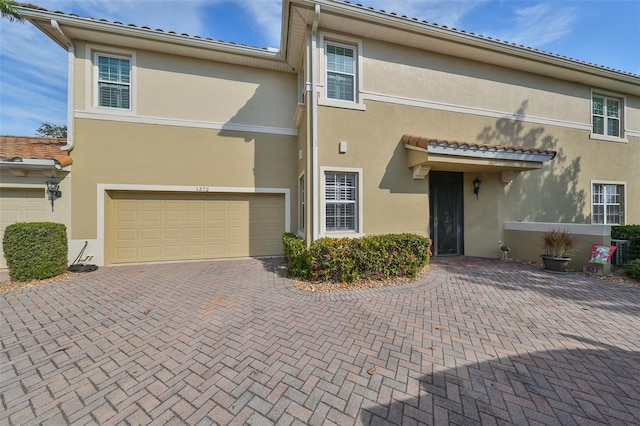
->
[626,259,640,281]
[3,222,68,281]
[611,225,640,263]
[282,233,431,284]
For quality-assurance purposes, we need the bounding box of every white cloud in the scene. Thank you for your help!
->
[493,3,577,48]
[358,0,487,28]
[237,1,282,48]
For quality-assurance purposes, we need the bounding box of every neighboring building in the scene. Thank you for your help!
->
[0,136,72,269]
[15,0,639,269]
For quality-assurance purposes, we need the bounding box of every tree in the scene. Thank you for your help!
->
[36,122,68,138]
[0,0,23,22]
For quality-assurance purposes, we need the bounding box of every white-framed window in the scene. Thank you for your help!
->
[298,172,305,234]
[93,51,134,110]
[318,34,365,111]
[321,167,363,236]
[591,92,626,141]
[592,181,625,225]
[326,41,356,102]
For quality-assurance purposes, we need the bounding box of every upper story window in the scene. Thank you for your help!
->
[326,42,356,102]
[592,182,625,225]
[97,54,131,109]
[592,93,625,141]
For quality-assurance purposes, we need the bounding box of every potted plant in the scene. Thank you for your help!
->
[540,228,576,273]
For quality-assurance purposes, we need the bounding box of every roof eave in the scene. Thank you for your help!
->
[304,0,640,91]
[17,5,288,67]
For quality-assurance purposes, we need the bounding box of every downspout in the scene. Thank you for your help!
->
[51,20,75,151]
[311,4,320,241]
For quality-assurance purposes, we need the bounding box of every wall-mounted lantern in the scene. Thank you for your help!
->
[46,177,62,211]
[472,177,481,200]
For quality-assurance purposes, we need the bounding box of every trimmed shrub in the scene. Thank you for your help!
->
[282,233,311,279]
[283,233,431,284]
[626,259,640,281]
[611,225,640,263]
[3,222,68,281]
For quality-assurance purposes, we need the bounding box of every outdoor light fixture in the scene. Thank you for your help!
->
[46,177,62,211]
[473,177,481,200]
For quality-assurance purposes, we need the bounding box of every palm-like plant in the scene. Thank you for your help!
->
[1,0,23,22]
[542,229,576,258]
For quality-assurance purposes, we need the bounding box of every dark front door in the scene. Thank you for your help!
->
[430,171,463,256]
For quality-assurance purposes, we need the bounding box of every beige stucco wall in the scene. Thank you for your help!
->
[361,39,588,124]
[317,104,430,237]
[75,42,298,129]
[71,119,298,240]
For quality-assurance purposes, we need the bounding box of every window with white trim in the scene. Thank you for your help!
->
[325,42,356,102]
[97,54,131,109]
[325,172,358,231]
[299,174,305,233]
[592,94,621,138]
[592,183,625,225]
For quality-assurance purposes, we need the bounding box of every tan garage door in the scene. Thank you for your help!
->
[107,191,285,264]
[0,188,47,269]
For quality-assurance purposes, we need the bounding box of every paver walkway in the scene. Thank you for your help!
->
[1,257,639,425]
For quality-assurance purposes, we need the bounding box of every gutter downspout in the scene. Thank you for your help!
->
[51,20,75,152]
[311,4,320,241]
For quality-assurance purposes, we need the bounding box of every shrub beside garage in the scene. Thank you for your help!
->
[3,222,68,281]
[283,233,431,284]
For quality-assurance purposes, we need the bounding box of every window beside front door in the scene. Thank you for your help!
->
[321,167,363,236]
[592,182,625,225]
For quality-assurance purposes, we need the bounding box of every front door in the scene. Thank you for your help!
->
[430,171,463,256]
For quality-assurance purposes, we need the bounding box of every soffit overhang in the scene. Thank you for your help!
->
[402,134,556,175]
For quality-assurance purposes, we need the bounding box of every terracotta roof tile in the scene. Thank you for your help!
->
[0,136,73,167]
[402,134,557,159]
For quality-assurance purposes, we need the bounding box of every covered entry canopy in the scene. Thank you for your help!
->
[402,134,556,180]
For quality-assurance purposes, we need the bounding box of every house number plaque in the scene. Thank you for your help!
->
[195,186,210,192]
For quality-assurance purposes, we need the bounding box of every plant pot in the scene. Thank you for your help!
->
[541,255,571,273]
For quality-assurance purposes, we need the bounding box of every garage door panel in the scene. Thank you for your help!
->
[0,189,48,269]
[108,192,284,264]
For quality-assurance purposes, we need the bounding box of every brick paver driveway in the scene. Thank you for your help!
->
[1,257,639,425]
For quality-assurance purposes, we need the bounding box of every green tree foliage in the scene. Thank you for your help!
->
[0,0,23,22]
[36,122,68,138]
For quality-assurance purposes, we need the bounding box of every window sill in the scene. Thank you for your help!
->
[589,133,628,143]
[320,231,364,238]
[318,98,366,111]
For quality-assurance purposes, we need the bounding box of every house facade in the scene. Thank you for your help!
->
[15,0,640,269]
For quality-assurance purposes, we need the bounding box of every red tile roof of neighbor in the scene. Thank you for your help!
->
[0,136,73,167]
[402,134,557,159]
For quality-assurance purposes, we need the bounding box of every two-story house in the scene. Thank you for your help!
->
[15,0,639,269]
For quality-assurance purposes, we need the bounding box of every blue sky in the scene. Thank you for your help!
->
[1,0,638,136]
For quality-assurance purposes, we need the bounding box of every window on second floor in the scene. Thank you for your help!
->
[592,182,625,225]
[592,94,622,138]
[325,42,356,102]
[97,54,131,109]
